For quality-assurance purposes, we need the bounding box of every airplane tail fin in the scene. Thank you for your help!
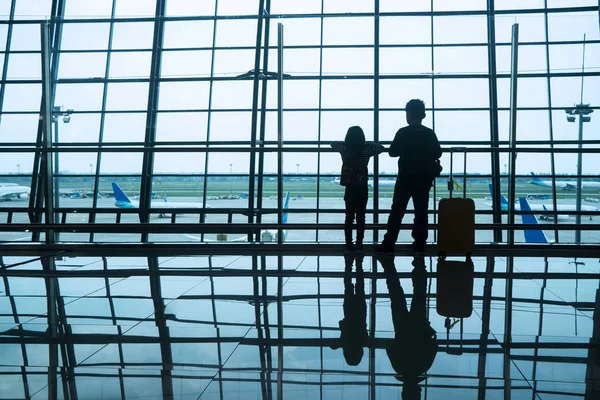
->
[530,172,549,187]
[111,183,131,204]
[282,191,290,240]
[519,197,549,243]
[488,183,509,205]
[453,179,463,191]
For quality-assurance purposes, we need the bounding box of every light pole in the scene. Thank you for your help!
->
[229,164,233,195]
[296,163,299,175]
[566,103,593,244]
[16,163,20,174]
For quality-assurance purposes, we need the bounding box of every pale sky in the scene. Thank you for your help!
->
[0,0,599,176]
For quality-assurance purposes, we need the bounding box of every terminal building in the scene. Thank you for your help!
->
[0,1,599,399]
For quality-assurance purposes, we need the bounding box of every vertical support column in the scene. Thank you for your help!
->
[486,0,503,243]
[372,0,380,245]
[139,0,166,240]
[507,24,519,246]
[41,20,58,400]
[503,256,514,400]
[277,23,284,244]
[248,0,267,239]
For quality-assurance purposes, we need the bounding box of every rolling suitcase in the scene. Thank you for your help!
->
[437,148,475,257]
[436,259,474,355]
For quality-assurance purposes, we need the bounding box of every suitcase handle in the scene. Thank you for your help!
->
[448,148,467,198]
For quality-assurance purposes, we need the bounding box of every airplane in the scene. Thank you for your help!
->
[529,172,600,191]
[518,197,550,243]
[185,191,291,243]
[111,182,210,218]
[0,183,30,201]
[331,178,395,188]
[487,184,599,221]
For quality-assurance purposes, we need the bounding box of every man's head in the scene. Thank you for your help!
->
[405,99,426,125]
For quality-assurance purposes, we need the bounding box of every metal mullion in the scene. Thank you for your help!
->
[256,0,272,242]
[0,0,16,125]
[148,256,173,399]
[507,24,519,246]
[531,257,549,399]
[206,256,225,400]
[487,0,503,243]
[477,256,495,400]
[315,0,325,243]
[316,256,323,400]
[276,255,283,399]
[543,1,560,243]
[247,0,267,241]
[200,0,220,242]
[369,256,377,399]
[89,0,117,242]
[252,255,270,399]
[139,0,166,240]
[260,255,274,392]
[503,256,514,400]
[276,24,283,244]
[430,0,436,244]
[373,0,380,246]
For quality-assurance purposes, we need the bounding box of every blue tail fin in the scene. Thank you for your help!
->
[530,172,549,187]
[112,183,131,204]
[282,192,290,239]
[488,183,509,206]
[519,197,549,243]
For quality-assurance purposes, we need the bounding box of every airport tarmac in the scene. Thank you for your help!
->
[0,196,598,244]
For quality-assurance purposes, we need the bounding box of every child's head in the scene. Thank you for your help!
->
[345,126,365,153]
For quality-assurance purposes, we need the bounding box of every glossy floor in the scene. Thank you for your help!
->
[1,254,599,399]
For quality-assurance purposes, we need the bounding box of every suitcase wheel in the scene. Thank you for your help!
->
[438,252,447,260]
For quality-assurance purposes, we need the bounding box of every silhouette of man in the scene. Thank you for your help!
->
[331,254,368,366]
[377,99,442,254]
[378,256,438,399]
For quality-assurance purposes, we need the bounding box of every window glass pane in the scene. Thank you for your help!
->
[497,77,548,108]
[380,0,430,12]
[215,20,257,47]
[100,152,143,174]
[547,0,598,7]
[434,16,487,44]
[9,24,41,51]
[271,0,321,14]
[58,52,107,79]
[0,1,11,16]
[548,12,600,41]
[114,0,156,17]
[496,44,546,75]
[262,111,320,142]
[102,113,147,143]
[57,113,101,143]
[324,0,373,13]
[550,76,600,107]
[549,43,600,74]
[322,48,373,75]
[55,83,104,111]
[109,51,152,79]
[166,0,215,16]
[159,82,210,110]
[156,112,208,142]
[106,82,150,111]
[495,14,546,43]
[60,23,110,50]
[514,110,550,141]
[434,46,488,74]
[380,17,430,45]
[0,25,8,49]
[434,79,489,108]
[153,153,206,174]
[268,18,321,46]
[323,17,373,45]
[266,80,320,109]
[112,22,155,50]
[206,152,249,173]
[163,21,215,48]
[59,152,98,174]
[268,48,320,76]
[433,111,491,142]
[495,0,544,10]
[433,0,485,11]
[320,111,374,142]
[380,79,432,109]
[321,80,373,109]
[208,112,251,141]
[0,114,39,143]
[3,84,42,111]
[161,50,212,78]
[380,47,431,75]
[211,82,253,110]
[6,53,41,80]
[217,0,259,16]
[214,50,254,76]
[13,0,51,19]
[64,0,113,19]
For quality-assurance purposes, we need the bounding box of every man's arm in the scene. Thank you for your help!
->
[430,132,442,159]
[388,129,404,158]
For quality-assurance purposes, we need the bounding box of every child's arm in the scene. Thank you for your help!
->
[330,141,346,153]
[365,142,386,156]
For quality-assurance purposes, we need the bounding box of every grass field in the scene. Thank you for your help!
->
[53,177,600,200]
